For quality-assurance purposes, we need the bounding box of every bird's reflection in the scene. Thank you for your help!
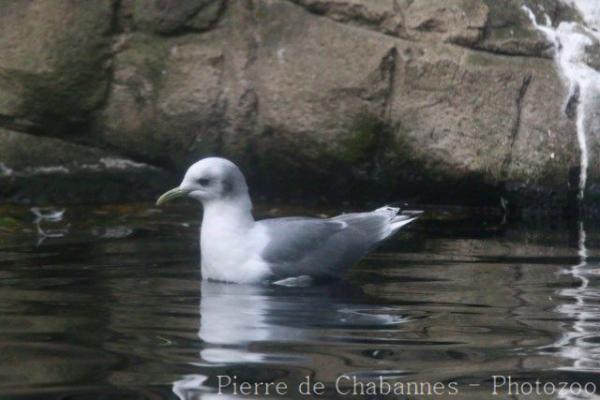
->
[172,280,410,399]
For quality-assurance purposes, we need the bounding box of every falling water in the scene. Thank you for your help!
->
[522,7,600,395]
[522,2,600,201]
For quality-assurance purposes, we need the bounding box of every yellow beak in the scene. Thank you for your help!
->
[155,187,187,206]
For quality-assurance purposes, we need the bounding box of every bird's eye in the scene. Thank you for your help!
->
[197,178,211,186]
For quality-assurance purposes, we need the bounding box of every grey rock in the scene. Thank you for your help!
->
[130,0,225,33]
[0,0,597,210]
[0,129,175,204]
[0,0,113,137]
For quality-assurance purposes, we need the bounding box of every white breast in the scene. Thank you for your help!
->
[200,221,271,283]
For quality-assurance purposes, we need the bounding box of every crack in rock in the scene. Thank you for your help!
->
[502,74,532,176]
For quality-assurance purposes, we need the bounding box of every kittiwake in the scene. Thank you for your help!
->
[156,157,421,284]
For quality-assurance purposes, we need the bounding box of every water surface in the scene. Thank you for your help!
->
[1,204,599,399]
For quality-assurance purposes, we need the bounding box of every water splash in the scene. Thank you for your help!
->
[522,4,600,200]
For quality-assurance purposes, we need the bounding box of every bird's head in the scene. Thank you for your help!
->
[156,157,249,206]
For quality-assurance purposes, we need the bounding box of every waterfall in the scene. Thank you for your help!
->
[562,0,600,29]
[522,2,600,201]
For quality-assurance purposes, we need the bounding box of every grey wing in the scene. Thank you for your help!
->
[258,214,389,279]
[259,217,344,264]
[331,211,393,238]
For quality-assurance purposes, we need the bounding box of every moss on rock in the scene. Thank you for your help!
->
[337,114,392,165]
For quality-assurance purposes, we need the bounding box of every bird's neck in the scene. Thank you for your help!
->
[201,194,255,231]
[199,194,259,282]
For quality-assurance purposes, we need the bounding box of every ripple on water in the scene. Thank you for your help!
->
[1,205,600,398]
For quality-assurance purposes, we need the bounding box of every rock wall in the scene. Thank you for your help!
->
[0,0,597,209]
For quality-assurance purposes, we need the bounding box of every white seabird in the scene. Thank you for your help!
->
[156,157,421,284]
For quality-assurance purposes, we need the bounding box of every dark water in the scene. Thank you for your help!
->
[1,204,600,399]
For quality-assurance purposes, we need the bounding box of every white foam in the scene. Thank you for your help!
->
[523,5,600,200]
